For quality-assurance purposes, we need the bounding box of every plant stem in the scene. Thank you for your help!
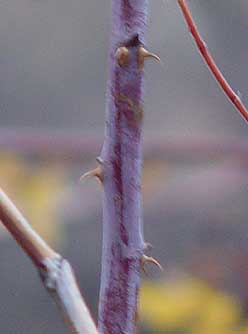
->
[98,1,149,334]
[0,188,97,334]
[177,0,248,122]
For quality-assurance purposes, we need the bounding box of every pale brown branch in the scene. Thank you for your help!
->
[0,189,56,267]
[177,0,248,123]
[0,187,97,334]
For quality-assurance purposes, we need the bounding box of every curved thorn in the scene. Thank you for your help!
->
[138,47,160,69]
[141,255,163,275]
[80,166,103,184]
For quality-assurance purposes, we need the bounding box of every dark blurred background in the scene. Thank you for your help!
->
[0,0,248,333]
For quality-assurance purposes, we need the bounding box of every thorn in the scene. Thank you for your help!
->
[115,46,129,67]
[80,166,103,184]
[141,255,163,275]
[138,47,160,69]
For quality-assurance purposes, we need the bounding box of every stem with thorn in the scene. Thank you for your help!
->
[177,0,248,122]
[97,1,159,334]
[0,188,97,334]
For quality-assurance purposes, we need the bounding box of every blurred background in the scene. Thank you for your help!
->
[0,0,248,333]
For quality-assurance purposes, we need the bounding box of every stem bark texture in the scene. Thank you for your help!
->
[98,1,148,334]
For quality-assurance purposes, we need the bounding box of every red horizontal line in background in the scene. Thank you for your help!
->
[0,129,248,162]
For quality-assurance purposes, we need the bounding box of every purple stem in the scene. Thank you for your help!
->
[98,1,148,334]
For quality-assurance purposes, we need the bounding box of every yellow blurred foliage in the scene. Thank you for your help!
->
[0,152,66,245]
[140,276,242,334]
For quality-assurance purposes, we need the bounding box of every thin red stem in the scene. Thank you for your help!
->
[177,0,248,122]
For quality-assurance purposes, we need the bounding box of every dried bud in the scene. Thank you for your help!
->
[115,46,129,67]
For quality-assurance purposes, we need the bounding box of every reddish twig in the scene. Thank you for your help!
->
[177,0,248,122]
[0,188,97,334]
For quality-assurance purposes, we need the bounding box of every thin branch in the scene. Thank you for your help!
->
[177,0,248,122]
[0,187,97,334]
[0,189,56,267]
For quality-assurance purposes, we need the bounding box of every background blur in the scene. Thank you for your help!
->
[0,0,248,333]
